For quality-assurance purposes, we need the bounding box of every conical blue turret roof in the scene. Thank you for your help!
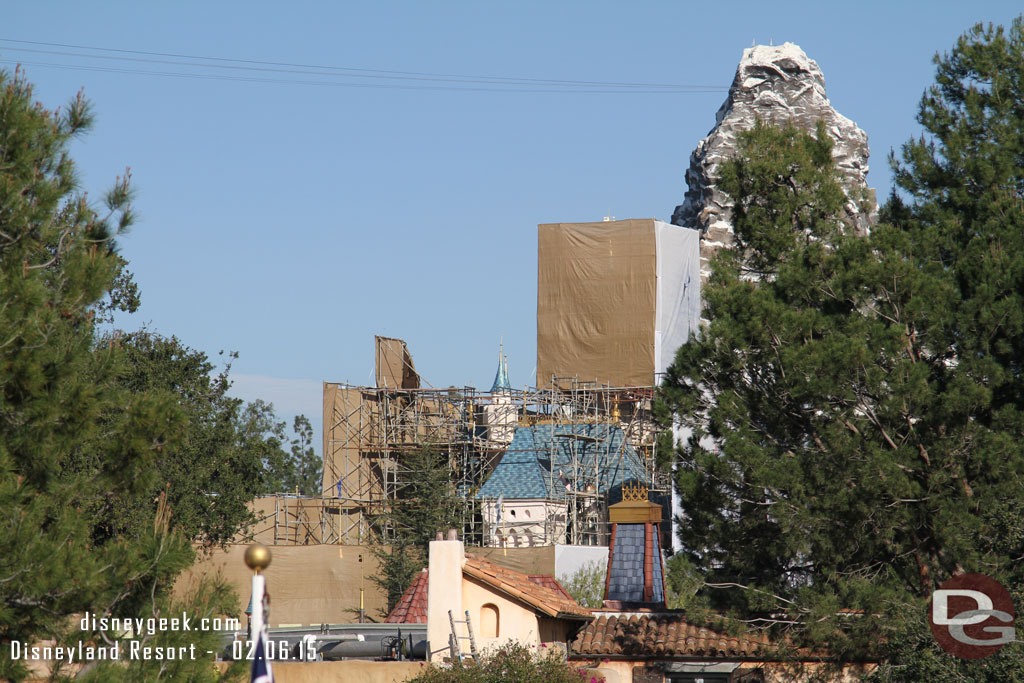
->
[491,351,511,393]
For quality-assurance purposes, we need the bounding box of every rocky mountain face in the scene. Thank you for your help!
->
[672,43,875,278]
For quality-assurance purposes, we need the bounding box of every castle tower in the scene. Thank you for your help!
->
[484,346,516,443]
[603,484,667,607]
[491,349,511,393]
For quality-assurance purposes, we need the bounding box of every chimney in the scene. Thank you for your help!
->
[603,485,666,607]
[427,529,465,661]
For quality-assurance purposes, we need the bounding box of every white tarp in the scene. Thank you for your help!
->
[654,221,701,377]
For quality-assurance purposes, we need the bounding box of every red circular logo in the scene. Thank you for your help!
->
[928,573,1015,659]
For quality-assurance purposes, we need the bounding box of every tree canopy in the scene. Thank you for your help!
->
[657,17,1024,678]
[0,69,313,680]
[370,447,463,614]
[0,67,202,681]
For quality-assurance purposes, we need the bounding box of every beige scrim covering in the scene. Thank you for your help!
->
[246,496,341,545]
[537,220,658,388]
[321,381,473,541]
[175,544,388,626]
[470,546,556,576]
[375,335,419,389]
[176,545,559,628]
[321,383,364,497]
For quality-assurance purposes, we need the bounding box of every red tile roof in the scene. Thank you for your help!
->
[463,556,592,620]
[573,614,771,658]
[384,569,428,624]
[383,565,585,624]
[528,574,574,601]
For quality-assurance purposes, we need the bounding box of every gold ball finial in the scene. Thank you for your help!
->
[244,543,272,573]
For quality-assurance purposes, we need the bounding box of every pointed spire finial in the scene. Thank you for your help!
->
[491,339,511,393]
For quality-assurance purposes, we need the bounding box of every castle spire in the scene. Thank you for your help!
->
[490,344,511,393]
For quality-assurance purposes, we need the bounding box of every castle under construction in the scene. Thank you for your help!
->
[266,219,700,549]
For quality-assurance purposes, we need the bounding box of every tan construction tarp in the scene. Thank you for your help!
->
[537,220,658,388]
[322,384,365,498]
[176,544,388,627]
[177,544,560,629]
[537,219,701,388]
[375,335,419,389]
[470,545,556,576]
[243,496,340,545]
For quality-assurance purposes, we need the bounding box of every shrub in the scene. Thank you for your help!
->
[407,642,600,683]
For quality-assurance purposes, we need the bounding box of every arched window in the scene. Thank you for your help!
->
[481,603,500,638]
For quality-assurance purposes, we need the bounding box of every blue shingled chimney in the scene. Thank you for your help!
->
[603,484,666,607]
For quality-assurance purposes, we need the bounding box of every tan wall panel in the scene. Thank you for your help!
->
[214,660,424,683]
[321,385,367,502]
[375,336,420,390]
[470,546,556,576]
[537,220,657,388]
[177,545,388,627]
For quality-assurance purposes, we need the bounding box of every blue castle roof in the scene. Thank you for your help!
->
[476,423,648,500]
[491,354,511,393]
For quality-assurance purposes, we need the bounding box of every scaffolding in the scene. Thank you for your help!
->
[320,377,669,547]
[478,378,668,547]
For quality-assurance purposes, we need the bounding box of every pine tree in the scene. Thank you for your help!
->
[287,415,322,496]
[657,18,1024,676]
[370,447,463,613]
[868,16,1024,679]
[0,68,197,681]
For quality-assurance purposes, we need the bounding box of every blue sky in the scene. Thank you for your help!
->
[6,2,1021,449]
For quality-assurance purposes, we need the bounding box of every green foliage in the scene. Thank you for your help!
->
[558,560,606,609]
[663,554,702,610]
[73,528,246,683]
[370,447,463,613]
[657,16,1024,675]
[0,68,193,681]
[866,590,1024,682]
[96,333,322,548]
[249,407,321,497]
[872,15,1024,676]
[717,118,849,276]
[0,71,248,681]
[107,333,262,547]
[407,642,594,683]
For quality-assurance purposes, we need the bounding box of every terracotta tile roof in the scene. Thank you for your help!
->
[573,614,771,658]
[383,567,582,624]
[384,569,428,623]
[463,555,592,620]
[528,574,574,601]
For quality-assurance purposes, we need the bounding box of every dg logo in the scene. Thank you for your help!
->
[929,573,1016,659]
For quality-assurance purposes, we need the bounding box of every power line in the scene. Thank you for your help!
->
[0,37,727,93]
[0,60,725,95]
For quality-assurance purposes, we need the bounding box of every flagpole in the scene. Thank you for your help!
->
[245,544,272,633]
[245,544,273,683]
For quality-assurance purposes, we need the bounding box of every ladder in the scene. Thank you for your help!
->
[447,610,479,663]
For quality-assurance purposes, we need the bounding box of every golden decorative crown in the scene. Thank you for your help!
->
[622,483,648,501]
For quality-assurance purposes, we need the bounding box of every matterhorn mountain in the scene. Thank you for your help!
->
[672,43,876,277]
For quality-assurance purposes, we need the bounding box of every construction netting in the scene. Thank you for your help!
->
[536,219,700,388]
